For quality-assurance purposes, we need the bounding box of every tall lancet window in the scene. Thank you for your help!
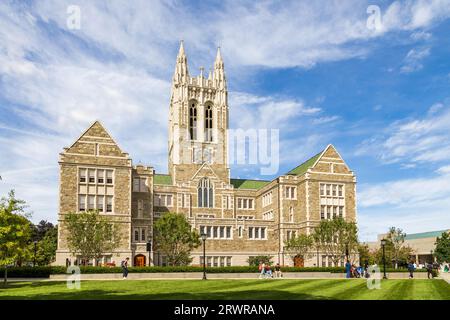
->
[198,178,213,208]
[189,102,197,140]
[205,104,213,142]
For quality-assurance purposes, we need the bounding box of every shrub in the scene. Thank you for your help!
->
[0,265,426,278]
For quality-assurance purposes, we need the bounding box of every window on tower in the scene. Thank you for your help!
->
[189,102,197,140]
[205,104,213,142]
[198,178,214,208]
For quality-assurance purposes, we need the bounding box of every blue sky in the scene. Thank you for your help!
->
[1,0,450,241]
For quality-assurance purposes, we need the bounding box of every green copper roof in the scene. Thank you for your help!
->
[154,174,172,185]
[405,230,448,240]
[230,178,271,190]
[287,151,323,176]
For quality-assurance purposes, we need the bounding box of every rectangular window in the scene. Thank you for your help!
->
[220,256,225,267]
[226,226,231,238]
[339,206,343,218]
[79,169,86,183]
[332,185,337,197]
[320,184,324,196]
[206,226,212,238]
[227,256,231,267]
[106,170,113,184]
[338,185,343,197]
[97,170,105,184]
[141,229,146,241]
[207,257,212,267]
[88,170,95,183]
[219,226,225,238]
[285,186,296,199]
[213,226,218,238]
[140,178,147,192]
[88,195,95,210]
[134,230,139,242]
[326,184,331,196]
[213,257,218,267]
[97,195,104,212]
[249,227,266,240]
[320,205,325,220]
[333,206,337,218]
[79,195,86,211]
[106,196,113,212]
[262,192,272,207]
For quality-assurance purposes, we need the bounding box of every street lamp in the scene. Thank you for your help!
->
[201,232,207,280]
[33,241,38,267]
[381,239,387,279]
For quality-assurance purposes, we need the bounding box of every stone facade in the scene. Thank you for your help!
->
[55,42,357,267]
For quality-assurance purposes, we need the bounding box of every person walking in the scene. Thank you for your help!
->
[274,263,282,278]
[121,257,130,279]
[407,261,415,279]
[426,262,433,279]
[345,260,351,279]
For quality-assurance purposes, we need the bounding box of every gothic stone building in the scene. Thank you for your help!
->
[55,42,357,267]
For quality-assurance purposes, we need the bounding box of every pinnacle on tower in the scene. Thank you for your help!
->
[173,40,189,83]
[213,46,226,87]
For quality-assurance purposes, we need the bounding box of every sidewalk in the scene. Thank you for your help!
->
[3,271,431,281]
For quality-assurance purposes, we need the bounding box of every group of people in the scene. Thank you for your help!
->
[345,261,370,278]
[408,261,449,279]
[258,263,283,279]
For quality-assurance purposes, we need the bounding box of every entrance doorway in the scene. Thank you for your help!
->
[134,254,146,267]
[294,255,304,267]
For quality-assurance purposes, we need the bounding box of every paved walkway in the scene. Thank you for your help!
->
[3,271,433,282]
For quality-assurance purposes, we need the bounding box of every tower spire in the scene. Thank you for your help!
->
[173,40,189,83]
[213,46,226,88]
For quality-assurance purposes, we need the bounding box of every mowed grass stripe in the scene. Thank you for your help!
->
[0,279,448,300]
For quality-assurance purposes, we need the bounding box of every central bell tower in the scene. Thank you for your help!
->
[168,41,230,185]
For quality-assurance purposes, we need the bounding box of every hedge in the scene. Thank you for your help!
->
[0,266,426,278]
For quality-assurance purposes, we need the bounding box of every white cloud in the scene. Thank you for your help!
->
[356,102,450,165]
[400,47,431,73]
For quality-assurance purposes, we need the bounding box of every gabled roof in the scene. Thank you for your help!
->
[154,174,172,185]
[230,178,271,190]
[286,150,323,176]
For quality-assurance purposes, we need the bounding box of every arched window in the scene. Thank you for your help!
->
[205,104,213,142]
[198,178,213,208]
[189,102,197,140]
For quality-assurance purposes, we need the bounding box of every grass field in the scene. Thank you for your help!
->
[0,279,449,300]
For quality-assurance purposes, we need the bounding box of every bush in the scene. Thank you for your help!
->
[0,265,426,278]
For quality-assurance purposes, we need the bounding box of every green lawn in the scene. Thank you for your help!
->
[0,279,448,300]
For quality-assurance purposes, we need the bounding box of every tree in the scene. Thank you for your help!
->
[35,225,58,266]
[357,243,375,265]
[64,210,121,265]
[312,217,359,266]
[434,232,450,263]
[247,255,274,266]
[32,220,55,242]
[153,213,201,266]
[0,190,32,285]
[284,234,314,264]
[385,227,407,269]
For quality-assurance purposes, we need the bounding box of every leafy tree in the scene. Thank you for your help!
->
[357,243,375,265]
[35,226,58,266]
[434,232,450,263]
[64,210,121,265]
[247,255,274,266]
[385,227,407,269]
[32,220,55,242]
[0,190,33,285]
[284,234,314,264]
[312,217,359,266]
[154,213,200,266]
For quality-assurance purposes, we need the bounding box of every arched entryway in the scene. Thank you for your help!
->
[134,254,146,267]
[294,255,304,267]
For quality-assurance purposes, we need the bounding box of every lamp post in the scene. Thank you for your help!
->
[33,241,38,267]
[201,232,207,280]
[381,239,387,279]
